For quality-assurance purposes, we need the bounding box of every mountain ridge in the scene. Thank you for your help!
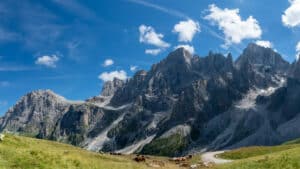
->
[2,43,300,156]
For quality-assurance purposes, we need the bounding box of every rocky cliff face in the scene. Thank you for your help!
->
[0,90,129,147]
[1,43,300,156]
[101,78,125,97]
[236,43,289,73]
[0,90,70,137]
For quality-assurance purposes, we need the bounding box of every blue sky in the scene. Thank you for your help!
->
[0,0,300,115]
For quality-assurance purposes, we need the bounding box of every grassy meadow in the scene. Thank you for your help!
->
[1,134,300,169]
[0,134,182,169]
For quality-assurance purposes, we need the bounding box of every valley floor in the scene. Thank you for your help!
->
[0,134,300,169]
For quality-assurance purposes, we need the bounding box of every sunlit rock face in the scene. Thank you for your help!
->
[2,44,300,156]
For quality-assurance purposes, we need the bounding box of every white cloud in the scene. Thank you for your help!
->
[296,41,300,60]
[282,0,300,27]
[103,59,114,67]
[128,0,239,52]
[145,49,162,56]
[173,19,200,42]
[35,55,59,68]
[255,40,273,48]
[204,4,262,47]
[174,45,195,54]
[297,41,300,51]
[130,65,138,72]
[139,25,170,48]
[98,70,128,82]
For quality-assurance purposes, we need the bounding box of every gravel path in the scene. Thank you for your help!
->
[201,151,233,164]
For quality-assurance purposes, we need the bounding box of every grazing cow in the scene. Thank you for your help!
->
[110,152,122,156]
[170,157,187,163]
[133,155,146,162]
[0,134,5,141]
[187,154,193,159]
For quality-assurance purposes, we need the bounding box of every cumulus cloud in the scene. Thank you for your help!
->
[204,4,262,47]
[174,45,195,54]
[98,70,128,82]
[103,59,114,67]
[282,0,300,27]
[173,19,200,42]
[255,40,273,48]
[139,25,170,48]
[296,41,300,60]
[130,65,138,72]
[35,55,59,68]
[145,49,162,56]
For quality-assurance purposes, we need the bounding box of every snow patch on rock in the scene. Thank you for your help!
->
[147,112,168,130]
[116,135,156,154]
[235,77,285,110]
[86,113,126,152]
[160,124,191,138]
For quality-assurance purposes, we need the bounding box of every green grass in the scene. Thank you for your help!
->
[283,138,300,145]
[219,144,299,160]
[0,134,181,169]
[213,138,300,169]
[2,134,300,169]
[141,134,188,156]
[216,147,300,169]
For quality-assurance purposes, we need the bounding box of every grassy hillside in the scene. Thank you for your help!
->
[283,138,300,145]
[1,134,300,169]
[219,144,299,160]
[0,134,182,169]
[215,140,300,169]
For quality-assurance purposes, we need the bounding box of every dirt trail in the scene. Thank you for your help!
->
[201,151,232,164]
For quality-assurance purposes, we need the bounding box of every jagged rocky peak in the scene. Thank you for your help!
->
[227,53,234,64]
[162,47,193,66]
[289,58,300,80]
[132,70,148,83]
[135,70,147,76]
[236,43,289,72]
[9,89,70,111]
[16,89,68,105]
[193,51,234,76]
[101,78,125,96]
[205,51,233,66]
[0,89,70,134]
[133,70,147,79]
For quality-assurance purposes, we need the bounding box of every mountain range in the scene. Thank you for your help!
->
[1,43,300,157]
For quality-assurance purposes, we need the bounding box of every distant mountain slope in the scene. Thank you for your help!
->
[2,43,300,157]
